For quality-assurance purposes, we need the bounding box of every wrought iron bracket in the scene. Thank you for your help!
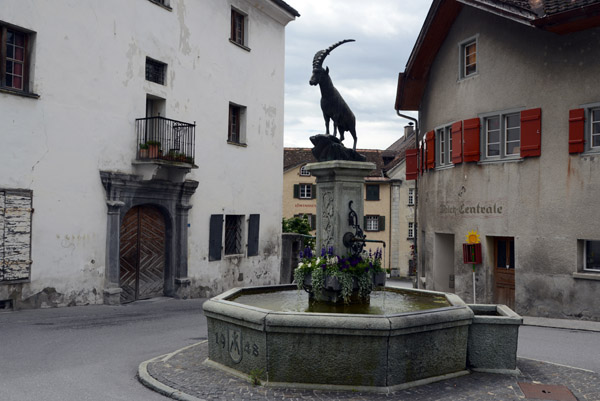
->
[343,200,366,256]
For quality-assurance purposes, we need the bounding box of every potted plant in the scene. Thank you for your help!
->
[294,247,385,304]
[139,143,149,159]
[146,140,161,159]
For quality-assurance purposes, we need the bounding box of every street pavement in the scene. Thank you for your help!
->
[1,289,600,401]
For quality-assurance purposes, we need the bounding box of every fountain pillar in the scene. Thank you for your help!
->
[306,160,375,254]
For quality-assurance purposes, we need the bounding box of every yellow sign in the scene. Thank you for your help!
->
[466,230,480,244]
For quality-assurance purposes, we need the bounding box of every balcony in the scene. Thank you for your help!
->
[135,116,196,166]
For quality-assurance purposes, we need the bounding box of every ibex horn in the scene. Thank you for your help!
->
[312,39,355,69]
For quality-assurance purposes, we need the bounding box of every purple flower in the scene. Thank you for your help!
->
[321,248,327,257]
[299,251,304,259]
[328,246,334,256]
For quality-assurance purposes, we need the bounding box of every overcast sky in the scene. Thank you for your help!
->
[283,0,431,150]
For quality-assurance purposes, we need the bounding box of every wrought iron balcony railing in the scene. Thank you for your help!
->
[135,116,195,165]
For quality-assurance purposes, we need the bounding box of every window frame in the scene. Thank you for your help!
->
[230,8,250,51]
[435,124,453,168]
[299,165,311,176]
[408,188,415,206]
[580,102,600,154]
[145,57,167,85]
[408,222,415,239]
[365,215,379,232]
[224,214,244,256]
[583,239,600,272]
[228,103,247,146]
[146,0,172,10]
[0,23,37,97]
[479,108,524,162]
[458,35,478,80]
[365,184,380,201]
[299,183,312,199]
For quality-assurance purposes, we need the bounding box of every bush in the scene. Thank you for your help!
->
[282,215,314,248]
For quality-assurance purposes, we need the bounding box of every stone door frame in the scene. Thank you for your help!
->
[100,171,198,305]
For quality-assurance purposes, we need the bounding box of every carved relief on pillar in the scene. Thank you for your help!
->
[321,190,335,249]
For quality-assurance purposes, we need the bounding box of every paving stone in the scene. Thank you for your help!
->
[142,342,600,401]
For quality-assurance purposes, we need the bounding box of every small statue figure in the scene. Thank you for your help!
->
[310,39,358,151]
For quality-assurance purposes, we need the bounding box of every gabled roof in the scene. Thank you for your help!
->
[271,0,300,17]
[283,148,398,178]
[395,0,600,111]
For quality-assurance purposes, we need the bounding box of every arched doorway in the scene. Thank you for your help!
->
[119,205,166,303]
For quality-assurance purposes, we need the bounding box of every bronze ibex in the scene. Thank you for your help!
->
[309,39,357,151]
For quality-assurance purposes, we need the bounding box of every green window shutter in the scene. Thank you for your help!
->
[310,214,316,230]
[293,184,299,199]
[209,214,223,261]
[378,216,385,232]
[247,214,260,257]
[311,184,317,199]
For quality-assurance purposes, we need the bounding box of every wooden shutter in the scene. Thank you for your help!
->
[311,184,317,199]
[420,144,425,175]
[247,214,260,257]
[293,184,299,199]
[569,108,585,154]
[463,118,481,162]
[405,148,418,180]
[451,121,463,164]
[425,131,435,169]
[378,216,385,232]
[520,108,542,157]
[208,214,223,261]
[0,190,33,281]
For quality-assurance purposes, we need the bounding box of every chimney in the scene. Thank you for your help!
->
[404,123,414,138]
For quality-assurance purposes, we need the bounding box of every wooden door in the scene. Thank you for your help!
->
[119,206,165,303]
[493,237,515,309]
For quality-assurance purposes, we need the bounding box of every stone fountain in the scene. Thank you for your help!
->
[201,40,521,391]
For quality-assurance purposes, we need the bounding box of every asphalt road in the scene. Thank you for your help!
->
[1,293,599,401]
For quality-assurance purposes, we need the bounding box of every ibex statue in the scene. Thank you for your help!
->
[310,39,357,151]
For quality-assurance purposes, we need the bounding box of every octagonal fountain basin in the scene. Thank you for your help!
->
[202,284,474,392]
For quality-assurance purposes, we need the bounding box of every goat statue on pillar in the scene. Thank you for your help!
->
[310,39,358,151]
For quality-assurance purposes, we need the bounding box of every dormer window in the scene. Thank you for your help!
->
[299,165,310,176]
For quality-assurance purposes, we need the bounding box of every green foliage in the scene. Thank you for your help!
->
[294,247,384,303]
[249,368,264,386]
[282,215,314,248]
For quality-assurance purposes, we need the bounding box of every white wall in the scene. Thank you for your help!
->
[0,0,294,306]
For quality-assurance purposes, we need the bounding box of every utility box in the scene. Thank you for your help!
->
[462,243,482,264]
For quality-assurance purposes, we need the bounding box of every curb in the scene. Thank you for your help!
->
[138,342,208,401]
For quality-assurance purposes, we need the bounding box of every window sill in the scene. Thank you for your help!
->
[458,72,479,82]
[224,253,245,259]
[147,0,172,11]
[1,278,31,285]
[227,141,247,148]
[478,157,523,166]
[580,150,600,157]
[573,272,600,281]
[0,87,40,99]
[229,39,251,52]
[435,164,454,171]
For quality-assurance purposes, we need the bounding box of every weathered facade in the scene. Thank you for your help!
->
[396,0,600,320]
[0,0,298,308]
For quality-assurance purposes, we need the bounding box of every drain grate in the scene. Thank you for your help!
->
[518,382,578,401]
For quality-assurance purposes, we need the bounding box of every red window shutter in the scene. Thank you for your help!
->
[405,148,418,180]
[463,118,480,162]
[451,121,463,164]
[569,108,585,154]
[420,144,424,175]
[425,130,435,169]
[520,108,542,158]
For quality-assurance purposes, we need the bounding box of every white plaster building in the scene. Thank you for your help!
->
[0,0,298,308]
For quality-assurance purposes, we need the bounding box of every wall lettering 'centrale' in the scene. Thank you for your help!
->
[439,203,503,216]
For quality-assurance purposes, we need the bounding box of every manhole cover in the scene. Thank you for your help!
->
[518,382,578,401]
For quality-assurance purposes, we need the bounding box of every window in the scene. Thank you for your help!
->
[293,184,315,199]
[408,188,415,206]
[366,184,380,201]
[591,109,600,149]
[365,215,385,232]
[436,125,453,167]
[569,104,600,154]
[225,215,243,255]
[584,240,600,272]
[299,166,311,176]
[459,36,477,79]
[228,103,246,145]
[1,24,35,94]
[145,57,166,85]
[366,216,379,232]
[0,189,33,282]
[147,0,171,9]
[230,8,248,49]
[408,222,415,239]
[299,184,312,199]
[482,111,521,160]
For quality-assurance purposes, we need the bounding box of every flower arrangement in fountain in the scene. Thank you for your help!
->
[293,246,384,303]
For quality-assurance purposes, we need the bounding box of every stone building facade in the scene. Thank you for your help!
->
[396,0,600,320]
